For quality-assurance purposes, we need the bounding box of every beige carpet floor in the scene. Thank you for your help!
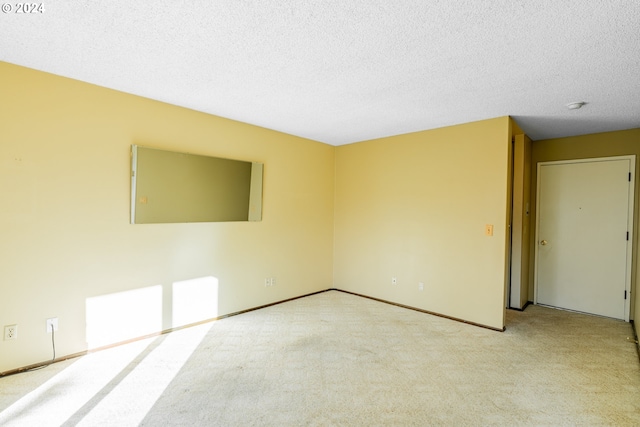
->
[1,290,639,426]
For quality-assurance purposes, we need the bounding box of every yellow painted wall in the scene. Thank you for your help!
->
[334,117,512,330]
[530,129,640,324]
[0,62,335,373]
[9,57,627,372]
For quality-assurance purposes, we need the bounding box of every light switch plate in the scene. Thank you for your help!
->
[485,224,494,236]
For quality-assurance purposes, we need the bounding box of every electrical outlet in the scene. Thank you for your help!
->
[392,277,397,285]
[419,282,424,291]
[46,317,59,333]
[271,277,276,286]
[265,278,271,287]
[4,324,17,340]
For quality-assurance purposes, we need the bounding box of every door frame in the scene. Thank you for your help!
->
[533,155,635,321]
[509,134,532,310]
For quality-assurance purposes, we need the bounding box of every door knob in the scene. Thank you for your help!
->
[540,240,547,245]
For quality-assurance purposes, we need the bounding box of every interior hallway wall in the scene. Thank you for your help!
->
[530,129,640,324]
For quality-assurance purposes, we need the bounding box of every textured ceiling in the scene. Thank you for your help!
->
[1,1,639,145]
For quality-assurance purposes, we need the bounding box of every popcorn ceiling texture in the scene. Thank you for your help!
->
[1,0,638,144]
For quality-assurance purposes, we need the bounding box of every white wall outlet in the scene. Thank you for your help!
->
[271,277,276,286]
[265,278,271,287]
[46,317,59,333]
[4,324,17,340]
[392,277,397,285]
[418,282,424,291]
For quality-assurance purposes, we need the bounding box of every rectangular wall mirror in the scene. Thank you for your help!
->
[131,145,263,224]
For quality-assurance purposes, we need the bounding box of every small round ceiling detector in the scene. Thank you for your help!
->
[566,101,587,110]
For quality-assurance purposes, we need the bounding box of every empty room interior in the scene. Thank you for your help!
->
[1,1,640,425]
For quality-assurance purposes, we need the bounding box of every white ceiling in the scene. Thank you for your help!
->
[1,1,639,145]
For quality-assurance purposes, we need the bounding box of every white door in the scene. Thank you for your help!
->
[535,156,634,320]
